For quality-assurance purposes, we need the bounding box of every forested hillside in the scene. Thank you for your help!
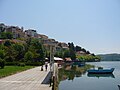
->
[98,54,120,61]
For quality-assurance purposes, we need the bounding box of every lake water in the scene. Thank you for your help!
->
[58,61,120,90]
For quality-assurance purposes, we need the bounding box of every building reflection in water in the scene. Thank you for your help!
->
[59,63,94,81]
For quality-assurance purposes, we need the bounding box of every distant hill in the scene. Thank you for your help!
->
[98,54,120,61]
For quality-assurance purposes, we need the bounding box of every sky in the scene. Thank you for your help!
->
[0,0,120,54]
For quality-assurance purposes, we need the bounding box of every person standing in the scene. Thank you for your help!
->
[45,62,48,71]
[41,65,43,71]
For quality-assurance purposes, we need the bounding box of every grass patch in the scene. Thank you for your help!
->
[0,66,35,78]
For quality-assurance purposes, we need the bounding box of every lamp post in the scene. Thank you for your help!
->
[49,41,58,73]
[43,39,58,72]
[43,39,58,88]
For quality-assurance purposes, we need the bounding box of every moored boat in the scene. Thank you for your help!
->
[118,85,120,90]
[87,68,114,74]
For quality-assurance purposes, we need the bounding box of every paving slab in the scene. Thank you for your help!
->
[0,65,51,90]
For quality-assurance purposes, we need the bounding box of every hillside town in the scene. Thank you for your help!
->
[0,23,100,63]
[0,23,68,51]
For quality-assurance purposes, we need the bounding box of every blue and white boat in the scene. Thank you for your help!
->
[87,68,114,74]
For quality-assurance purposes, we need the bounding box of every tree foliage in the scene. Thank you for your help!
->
[68,42,76,60]
[0,38,45,66]
[75,46,82,52]
[0,50,5,59]
[12,43,25,61]
[77,55,100,62]
[24,51,34,62]
[28,38,45,61]
[0,32,13,39]
[0,58,5,69]
[4,40,12,47]
[63,50,70,58]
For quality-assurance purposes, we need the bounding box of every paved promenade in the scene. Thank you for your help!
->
[0,66,51,90]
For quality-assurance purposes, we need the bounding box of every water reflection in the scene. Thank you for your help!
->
[87,73,115,78]
[59,64,94,81]
[59,61,120,90]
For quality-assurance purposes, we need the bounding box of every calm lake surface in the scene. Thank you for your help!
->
[58,61,120,90]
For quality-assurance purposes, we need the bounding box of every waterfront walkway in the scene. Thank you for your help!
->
[0,65,51,90]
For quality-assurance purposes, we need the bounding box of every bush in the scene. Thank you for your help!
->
[24,51,33,62]
[18,63,25,67]
[5,62,19,66]
[0,58,5,69]
[25,61,43,66]
[4,40,11,47]
[0,50,5,59]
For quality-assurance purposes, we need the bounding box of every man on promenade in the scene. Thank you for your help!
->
[45,62,48,71]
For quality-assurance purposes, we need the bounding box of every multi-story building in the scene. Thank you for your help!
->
[56,42,69,52]
[76,51,86,56]
[60,42,69,49]
[58,42,69,50]
[37,34,48,39]
[42,38,58,52]
[6,26,25,39]
[0,23,25,39]
[25,29,37,37]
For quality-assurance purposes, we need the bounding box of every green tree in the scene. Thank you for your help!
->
[0,32,13,39]
[5,32,13,39]
[0,58,5,69]
[28,38,45,61]
[68,42,75,51]
[0,50,5,59]
[0,24,5,32]
[0,32,6,39]
[63,50,70,58]
[86,51,90,54]
[81,48,86,53]
[68,42,76,60]
[3,40,17,62]
[0,44,4,50]
[75,46,82,52]
[12,43,25,61]
[24,51,34,62]
[4,46,16,62]
[4,40,12,47]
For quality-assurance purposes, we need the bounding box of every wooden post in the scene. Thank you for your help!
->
[52,63,58,90]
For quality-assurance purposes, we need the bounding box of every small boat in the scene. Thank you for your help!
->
[87,68,114,74]
[118,85,120,90]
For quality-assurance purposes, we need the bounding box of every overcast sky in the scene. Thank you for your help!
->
[0,0,120,54]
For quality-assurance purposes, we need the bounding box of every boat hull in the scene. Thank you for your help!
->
[87,73,115,78]
[87,68,114,74]
[118,85,120,90]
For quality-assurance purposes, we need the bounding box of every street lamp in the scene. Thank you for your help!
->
[43,39,58,87]
[43,39,58,72]
[48,41,58,72]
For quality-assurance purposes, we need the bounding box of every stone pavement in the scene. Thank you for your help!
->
[0,65,52,90]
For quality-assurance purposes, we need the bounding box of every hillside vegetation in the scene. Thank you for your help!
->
[98,54,120,61]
